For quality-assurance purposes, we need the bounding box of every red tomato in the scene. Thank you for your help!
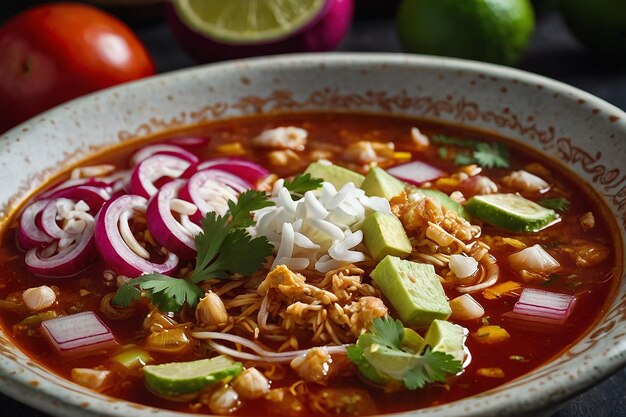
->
[0,2,155,133]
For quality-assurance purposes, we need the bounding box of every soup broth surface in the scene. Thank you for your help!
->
[0,113,619,416]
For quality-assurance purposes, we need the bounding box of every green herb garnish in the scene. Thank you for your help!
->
[538,197,570,212]
[433,134,510,169]
[113,190,274,312]
[283,173,323,199]
[347,317,463,390]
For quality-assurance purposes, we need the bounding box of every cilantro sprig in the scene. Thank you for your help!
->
[347,317,463,390]
[283,173,323,200]
[432,134,510,169]
[112,190,274,313]
[538,197,570,212]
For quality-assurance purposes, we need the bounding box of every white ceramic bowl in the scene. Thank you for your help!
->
[0,53,624,417]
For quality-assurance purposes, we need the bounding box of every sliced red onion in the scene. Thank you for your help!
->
[146,180,198,260]
[189,158,270,186]
[509,287,576,325]
[386,161,445,185]
[47,185,111,213]
[25,221,96,278]
[17,199,54,250]
[179,169,250,221]
[40,178,112,199]
[39,198,95,240]
[129,144,199,166]
[41,311,117,356]
[166,136,210,149]
[129,154,193,198]
[94,195,179,276]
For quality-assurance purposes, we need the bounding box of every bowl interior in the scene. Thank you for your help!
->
[0,53,624,417]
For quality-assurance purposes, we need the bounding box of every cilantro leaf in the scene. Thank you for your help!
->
[371,316,404,350]
[113,274,204,313]
[283,174,323,199]
[193,228,273,283]
[403,347,463,390]
[228,189,273,229]
[472,142,510,168]
[538,197,570,212]
[433,134,510,169]
[453,152,476,166]
[431,134,481,149]
[348,317,463,391]
[113,189,273,313]
[192,189,273,281]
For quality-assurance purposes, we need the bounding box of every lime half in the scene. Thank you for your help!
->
[174,0,327,44]
[143,356,243,397]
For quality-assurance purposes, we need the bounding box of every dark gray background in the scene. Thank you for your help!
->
[0,2,624,417]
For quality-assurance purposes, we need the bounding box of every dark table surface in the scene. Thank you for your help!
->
[1,4,625,417]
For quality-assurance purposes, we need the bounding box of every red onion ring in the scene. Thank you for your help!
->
[166,136,210,149]
[184,157,269,186]
[94,194,179,276]
[25,222,96,278]
[129,144,199,166]
[17,199,54,250]
[178,169,250,222]
[129,154,193,198]
[146,179,198,260]
[47,185,111,212]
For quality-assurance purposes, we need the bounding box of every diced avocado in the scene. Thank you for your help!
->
[362,212,412,262]
[304,161,365,189]
[466,193,557,232]
[143,356,242,397]
[423,320,466,363]
[370,256,451,328]
[407,187,470,220]
[361,166,406,199]
[111,344,152,370]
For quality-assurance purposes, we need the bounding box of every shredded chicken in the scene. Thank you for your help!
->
[252,127,308,151]
[267,149,300,167]
[309,388,377,416]
[344,141,395,165]
[558,240,610,267]
[290,347,333,384]
[579,211,595,232]
[502,170,550,193]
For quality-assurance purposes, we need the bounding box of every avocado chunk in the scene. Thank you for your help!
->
[362,212,412,262]
[423,319,466,363]
[408,188,470,220]
[361,166,406,199]
[371,256,451,328]
[304,161,365,190]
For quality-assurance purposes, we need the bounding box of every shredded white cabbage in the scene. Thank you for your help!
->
[252,180,391,273]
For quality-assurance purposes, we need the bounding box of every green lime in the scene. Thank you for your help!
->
[396,0,535,66]
[173,0,327,44]
[466,193,557,232]
[560,0,626,58]
[143,356,243,397]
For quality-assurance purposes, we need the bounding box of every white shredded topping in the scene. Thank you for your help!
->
[252,180,391,273]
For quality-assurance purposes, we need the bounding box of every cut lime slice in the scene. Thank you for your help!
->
[173,0,327,44]
[143,356,243,397]
[466,193,557,232]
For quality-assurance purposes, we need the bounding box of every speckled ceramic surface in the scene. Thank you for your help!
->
[0,53,624,417]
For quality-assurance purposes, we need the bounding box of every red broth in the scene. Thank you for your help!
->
[0,113,619,415]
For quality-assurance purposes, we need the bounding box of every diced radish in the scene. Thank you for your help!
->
[386,161,445,185]
[41,311,117,356]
